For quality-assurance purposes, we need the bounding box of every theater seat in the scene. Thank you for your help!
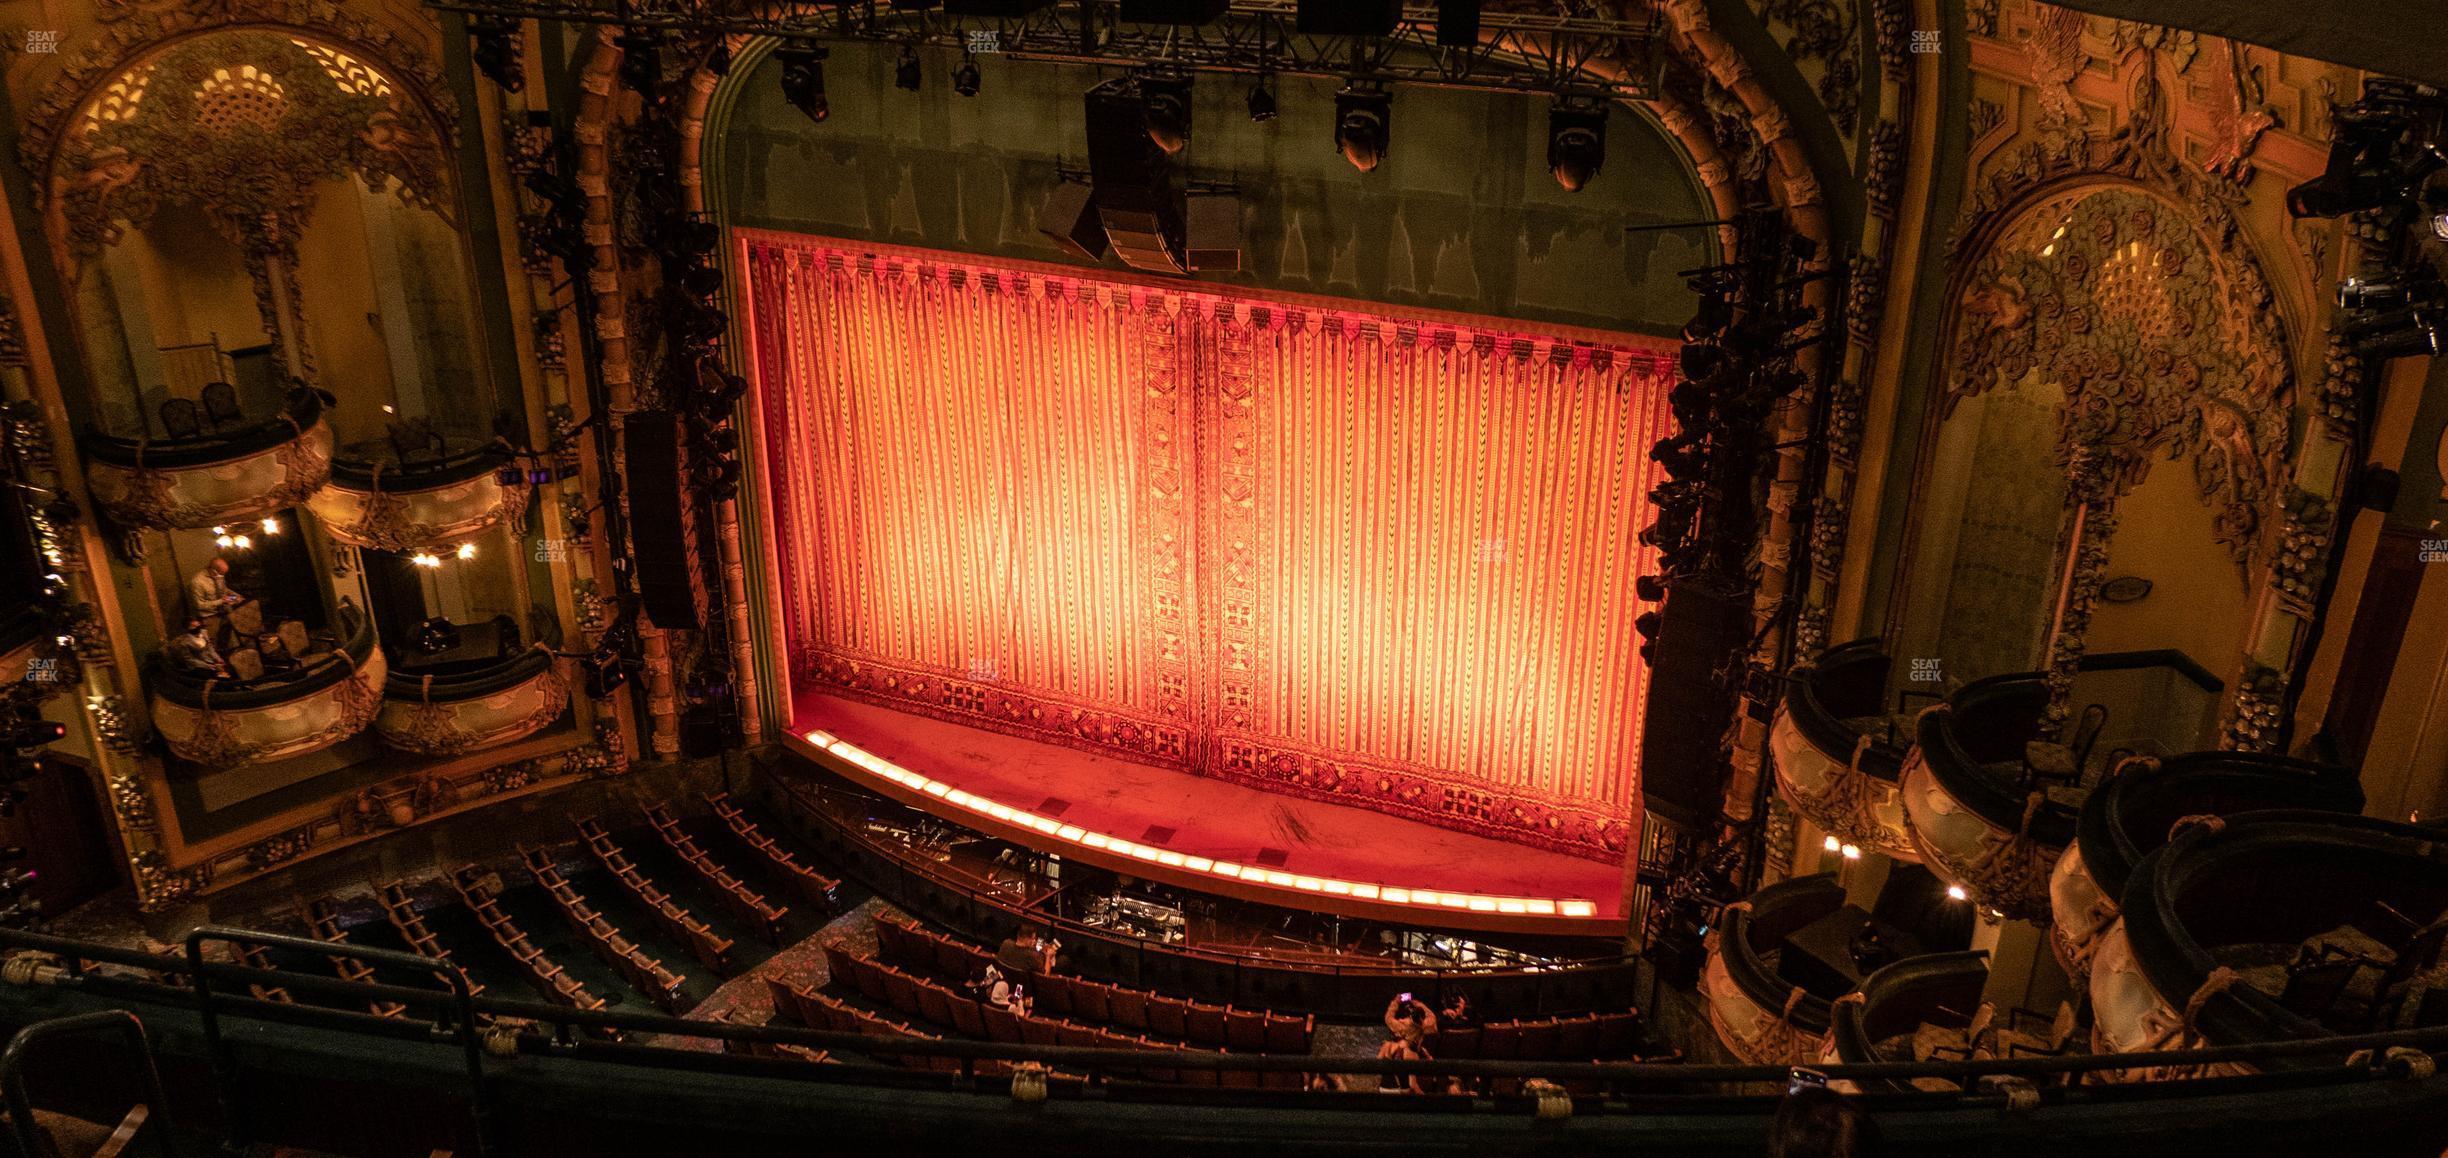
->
[1439,1025,1479,1060]
[1516,1017,1560,1061]
[1147,995,1188,1039]
[883,967,923,1016]
[1224,1007,1266,1052]
[1555,1013,1600,1059]
[1185,1001,1227,1046]
[1033,973,1073,1017]
[765,978,803,1024]
[980,1003,1024,1044]
[949,995,986,1038]
[1020,1016,1061,1049]
[1478,1020,1521,1060]
[1071,979,1111,1024]
[1262,1012,1311,1054]
[917,981,955,1028]
[1107,986,1147,1031]
[1595,1010,1640,1056]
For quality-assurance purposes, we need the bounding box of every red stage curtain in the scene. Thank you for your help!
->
[740,233,1675,860]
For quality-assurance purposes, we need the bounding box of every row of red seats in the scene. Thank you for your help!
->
[235,943,293,1005]
[576,817,736,974]
[873,916,1312,1053]
[765,977,965,1073]
[1434,1011,1644,1062]
[795,964,1304,1089]
[521,847,689,1013]
[447,865,609,1016]
[703,792,840,911]
[302,898,406,1018]
[643,804,789,944]
[375,883,488,998]
[717,1007,830,1064]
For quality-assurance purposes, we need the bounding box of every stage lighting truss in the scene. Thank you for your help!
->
[419,0,1664,101]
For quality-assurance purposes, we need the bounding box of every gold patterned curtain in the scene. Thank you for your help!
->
[741,233,1674,860]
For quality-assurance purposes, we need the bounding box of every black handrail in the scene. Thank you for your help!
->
[184,926,490,1157]
[7,925,2448,1100]
[1,1009,178,1158]
[328,439,518,492]
[80,389,327,470]
[384,643,557,702]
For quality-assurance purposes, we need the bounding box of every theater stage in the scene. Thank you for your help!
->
[782,691,1630,939]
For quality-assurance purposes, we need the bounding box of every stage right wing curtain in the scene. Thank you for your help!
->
[740,232,1675,861]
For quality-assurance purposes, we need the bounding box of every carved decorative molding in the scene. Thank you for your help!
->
[41,29,450,263]
[1751,0,1863,135]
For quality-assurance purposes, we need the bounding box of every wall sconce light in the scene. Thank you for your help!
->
[456,542,478,561]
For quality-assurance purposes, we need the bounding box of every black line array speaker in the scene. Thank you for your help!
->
[1119,0,1229,22]
[1298,0,1402,35]
[623,411,705,631]
[1184,193,1242,272]
[1637,581,1749,830]
[1437,0,1482,46]
[1085,77,1186,274]
[1037,182,1108,261]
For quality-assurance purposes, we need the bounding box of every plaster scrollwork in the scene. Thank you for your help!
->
[1947,186,2292,578]
[1751,0,1863,134]
[43,29,451,265]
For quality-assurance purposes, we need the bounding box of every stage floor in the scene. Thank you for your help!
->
[784,691,1628,936]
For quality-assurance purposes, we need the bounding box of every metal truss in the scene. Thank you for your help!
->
[426,0,1664,98]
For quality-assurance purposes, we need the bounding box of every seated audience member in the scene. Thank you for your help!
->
[1384,994,1439,1046]
[1440,994,1475,1029]
[166,617,230,678]
[1768,1087,1882,1158]
[1375,1035,1449,1095]
[968,963,1015,1009]
[996,928,1055,976]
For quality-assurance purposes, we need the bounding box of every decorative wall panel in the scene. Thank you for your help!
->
[741,233,1674,859]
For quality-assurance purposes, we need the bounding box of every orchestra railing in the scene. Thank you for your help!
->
[9,925,2448,1122]
[758,771,1646,1020]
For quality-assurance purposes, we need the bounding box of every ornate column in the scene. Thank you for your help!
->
[2038,446,2120,742]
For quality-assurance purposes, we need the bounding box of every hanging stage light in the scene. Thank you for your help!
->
[777,44,830,124]
[2286,107,2441,218]
[1546,96,1608,192]
[953,52,982,98]
[1333,81,1391,173]
[2344,306,2444,360]
[896,45,923,92]
[1140,67,1194,154]
[615,29,662,96]
[1247,72,1278,123]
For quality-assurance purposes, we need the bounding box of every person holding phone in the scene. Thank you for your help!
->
[1383,992,1438,1047]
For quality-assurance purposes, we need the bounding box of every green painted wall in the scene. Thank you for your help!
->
[715,43,1711,336]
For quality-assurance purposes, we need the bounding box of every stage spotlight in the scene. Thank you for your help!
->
[2351,311,2443,360]
[2337,274,2442,312]
[2432,211,2448,242]
[777,44,829,124]
[953,53,982,98]
[2286,108,2441,218]
[896,45,922,92]
[1546,96,1609,192]
[1247,73,1278,122]
[1333,82,1391,173]
[1140,68,1193,153]
[616,30,662,96]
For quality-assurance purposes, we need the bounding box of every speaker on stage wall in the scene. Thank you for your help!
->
[1086,77,1186,273]
[622,411,705,631]
[1037,182,1109,262]
[1638,582,1749,830]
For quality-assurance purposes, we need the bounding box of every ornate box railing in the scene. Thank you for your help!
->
[1898,671,2079,922]
[80,390,332,533]
[307,442,529,552]
[2050,752,2361,985]
[374,644,567,757]
[1769,639,1914,862]
[1821,950,1991,1093]
[150,610,383,768]
[1699,873,1846,1065]
[2089,812,2448,1080]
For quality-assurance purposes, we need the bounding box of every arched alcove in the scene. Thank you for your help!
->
[1897,182,2292,692]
